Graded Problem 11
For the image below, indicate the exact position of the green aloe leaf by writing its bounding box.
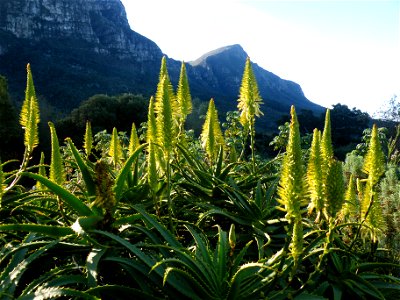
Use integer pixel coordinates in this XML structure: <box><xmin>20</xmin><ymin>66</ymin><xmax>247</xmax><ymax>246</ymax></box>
<box><xmin>1</xmin><ymin>239</ymin><xmax>59</xmax><ymax>296</ymax></box>
<box><xmin>20</xmin><ymin>264</ymin><xmax>80</xmax><ymax>296</ymax></box>
<box><xmin>86</xmin><ymin>285</ymin><xmax>162</xmax><ymax>300</ymax></box>
<box><xmin>67</xmin><ymin>138</ymin><xmax>96</xmax><ymax>197</ymax></box>
<box><xmin>87</xmin><ymin>248</ymin><xmax>107</xmax><ymax>287</ymax></box>
<box><xmin>133</xmin><ymin>205</ymin><xmax>181</xmax><ymax>248</ymax></box>
<box><xmin>22</xmin><ymin>172</ymin><xmax>94</xmax><ymax>216</ymax></box>
<box><xmin>114</xmin><ymin>144</ymin><xmax>146</xmax><ymax>201</ymax></box>
<box><xmin>17</xmin><ymin>287</ymin><xmax>99</xmax><ymax>300</ymax></box>
<box><xmin>0</xmin><ymin>224</ymin><xmax>74</xmax><ymax>237</ymax></box>
<box><xmin>91</xmin><ymin>230</ymin><xmax>198</xmax><ymax>298</ymax></box>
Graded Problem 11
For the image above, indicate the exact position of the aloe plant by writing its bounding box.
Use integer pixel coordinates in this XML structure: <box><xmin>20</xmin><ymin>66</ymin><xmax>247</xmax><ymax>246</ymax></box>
<box><xmin>1</xmin><ymin>64</ymin><xmax>399</xmax><ymax>300</ymax></box>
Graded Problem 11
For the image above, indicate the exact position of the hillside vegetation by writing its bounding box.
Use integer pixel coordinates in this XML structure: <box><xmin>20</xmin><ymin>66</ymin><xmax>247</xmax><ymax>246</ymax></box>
<box><xmin>0</xmin><ymin>60</ymin><xmax>399</xmax><ymax>299</ymax></box>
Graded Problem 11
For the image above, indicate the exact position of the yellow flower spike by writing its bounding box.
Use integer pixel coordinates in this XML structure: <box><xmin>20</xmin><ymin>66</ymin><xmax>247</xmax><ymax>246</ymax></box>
<box><xmin>306</xmin><ymin>128</ymin><xmax>324</xmax><ymax>222</ymax></box>
<box><xmin>277</xmin><ymin>106</ymin><xmax>305</xmax><ymax>263</ymax></box>
<box><xmin>200</xmin><ymin>99</ymin><xmax>225</xmax><ymax>162</ymax></box>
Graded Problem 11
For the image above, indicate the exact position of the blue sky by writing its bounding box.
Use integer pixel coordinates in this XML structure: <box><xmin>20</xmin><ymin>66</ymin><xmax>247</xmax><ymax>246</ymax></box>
<box><xmin>120</xmin><ymin>0</ymin><xmax>400</xmax><ymax>115</ymax></box>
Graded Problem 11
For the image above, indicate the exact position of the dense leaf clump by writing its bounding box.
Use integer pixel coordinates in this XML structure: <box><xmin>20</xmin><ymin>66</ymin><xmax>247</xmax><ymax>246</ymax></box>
<box><xmin>0</xmin><ymin>61</ymin><xmax>399</xmax><ymax>299</ymax></box>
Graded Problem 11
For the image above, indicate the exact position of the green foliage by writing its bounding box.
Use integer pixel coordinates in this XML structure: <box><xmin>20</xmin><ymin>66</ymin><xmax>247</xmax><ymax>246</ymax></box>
<box><xmin>269</xmin><ymin>122</ymin><xmax>290</xmax><ymax>151</ymax></box>
<box><xmin>379</xmin><ymin>166</ymin><xmax>400</xmax><ymax>258</ymax></box>
<box><xmin>343</xmin><ymin>152</ymin><xmax>364</xmax><ymax>178</ymax></box>
<box><xmin>377</xmin><ymin>95</ymin><xmax>400</xmax><ymax>122</ymax></box>
<box><xmin>354</xmin><ymin>126</ymin><xmax>389</xmax><ymax>157</ymax></box>
<box><xmin>56</xmin><ymin>93</ymin><xmax>148</xmax><ymax>142</ymax></box>
<box><xmin>330</xmin><ymin>103</ymin><xmax>370</xmax><ymax>151</ymax></box>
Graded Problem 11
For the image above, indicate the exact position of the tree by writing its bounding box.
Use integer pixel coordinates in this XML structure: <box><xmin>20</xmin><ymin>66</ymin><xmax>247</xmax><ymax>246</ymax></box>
<box><xmin>330</xmin><ymin>103</ymin><xmax>370</xmax><ymax>147</ymax></box>
<box><xmin>376</xmin><ymin>95</ymin><xmax>399</xmax><ymax>122</ymax></box>
<box><xmin>56</xmin><ymin>93</ymin><xmax>148</xmax><ymax>143</ymax></box>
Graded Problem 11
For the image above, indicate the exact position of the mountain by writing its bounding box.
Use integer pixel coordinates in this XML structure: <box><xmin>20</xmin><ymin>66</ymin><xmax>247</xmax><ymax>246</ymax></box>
<box><xmin>0</xmin><ymin>0</ymin><xmax>163</xmax><ymax>110</ymax></box>
<box><xmin>0</xmin><ymin>0</ymin><xmax>324</xmax><ymax>130</ymax></box>
<box><xmin>186</xmin><ymin>44</ymin><xmax>324</xmax><ymax>129</ymax></box>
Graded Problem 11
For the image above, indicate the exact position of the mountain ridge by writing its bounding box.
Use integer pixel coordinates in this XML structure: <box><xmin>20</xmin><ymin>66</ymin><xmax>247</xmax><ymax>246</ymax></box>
<box><xmin>0</xmin><ymin>0</ymin><xmax>324</xmax><ymax>131</ymax></box>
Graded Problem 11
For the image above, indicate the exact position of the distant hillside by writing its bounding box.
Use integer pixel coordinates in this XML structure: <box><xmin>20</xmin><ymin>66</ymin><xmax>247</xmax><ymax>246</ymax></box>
<box><xmin>0</xmin><ymin>0</ymin><xmax>324</xmax><ymax>131</ymax></box>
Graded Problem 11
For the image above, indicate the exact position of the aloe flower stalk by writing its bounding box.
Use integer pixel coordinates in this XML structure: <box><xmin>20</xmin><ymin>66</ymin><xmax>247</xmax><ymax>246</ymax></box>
<box><xmin>321</xmin><ymin>109</ymin><xmax>333</xmax><ymax>163</ymax></box>
<box><xmin>362</xmin><ymin>124</ymin><xmax>385</xmax><ymax>187</ymax></box>
<box><xmin>237</xmin><ymin>57</ymin><xmax>263</xmax><ymax>127</ymax></box>
<box><xmin>147</xmin><ymin>96</ymin><xmax>157</xmax><ymax>144</ymax></box>
<box><xmin>277</xmin><ymin>106</ymin><xmax>305</xmax><ymax>262</ymax></box>
<box><xmin>200</xmin><ymin>99</ymin><xmax>225</xmax><ymax>162</ymax></box>
<box><xmin>5</xmin><ymin>64</ymin><xmax>40</xmax><ymax>193</ymax></box>
<box><xmin>156</xmin><ymin>75</ymin><xmax>175</xmax><ymax>161</ymax></box>
<box><xmin>84</xmin><ymin>121</ymin><xmax>93</xmax><ymax>157</ymax></box>
<box><xmin>128</xmin><ymin>122</ymin><xmax>140</xmax><ymax>157</ymax></box>
<box><xmin>340</xmin><ymin>174</ymin><xmax>359</xmax><ymax>221</ymax></box>
<box><xmin>361</xmin><ymin>124</ymin><xmax>386</xmax><ymax>242</ymax></box>
<box><xmin>154</xmin><ymin>60</ymin><xmax>177</xmax><ymax>223</ymax></box>
<box><xmin>49</xmin><ymin>122</ymin><xmax>65</xmax><ymax>185</ymax></box>
<box><xmin>147</xmin><ymin>96</ymin><xmax>164</xmax><ymax>171</ymax></box>
<box><xmin>92</xmin><ymin>160</ymin><xmax>115</xmax><ymax>215</ymax></box>
<box><xmin>109</xmin><ymin>127</ymin><xmax>123</xmax><ymax>167</ymax></box>
<box><xmin>36</xmin><ymin>152</ymin><xmax>47</xmax><ymax>191</ymax></box>
<box><xmin>20</xmin><ymin>64</ymin><xmax>40</xmax><ymax>154</ymax></box>
<box><xmin>147</xmin><ymin>141</ymin><xmax>158</xmax><ymax>193</ymax></box>
<box><xmin>237</xmin><ymin>57</ymin><xmax>263</xmax><ymax>170</ymax></box>
<box><xmin>307</xmin><ymin>128</ymin><xmax>324</xmax><ymax>222</ymax></box>
<box><xmin>176</xmin><ymin>61</ymin><xmax>192</xmax><ymax>135</ymax></box>
<box><xmin>156</xmin><ymin>56</ymin><xmax>178</xmax><ymax>122</ymax></box>
<box><xmin>325</xmin><ymin>159</ymin><xmax>345</xmax><ymax>219</ymax></box>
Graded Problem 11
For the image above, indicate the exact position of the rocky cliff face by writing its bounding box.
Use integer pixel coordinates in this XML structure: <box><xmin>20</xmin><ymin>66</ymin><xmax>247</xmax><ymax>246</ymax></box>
<box><xmin>0</xmin><ymin>0</ymin><xmax>161</xmax><ymax>60</ymax></box>
<box><xmin>0</xmin><ymin>0</ymin><xmax>323</xmax><ymax>131</ymax></box>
